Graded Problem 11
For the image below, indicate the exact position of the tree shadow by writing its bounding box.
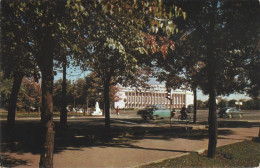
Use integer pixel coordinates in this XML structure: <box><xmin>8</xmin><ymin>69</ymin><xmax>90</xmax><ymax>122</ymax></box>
<box><xmin>218</xmin><ymin>121</ymin><xmax>259</xmax><ymax>128</ymax></box>
<box><xmin>0</xmin><ymin>118</ymin><xmax>237</xmax><ymax>156</ymax></box>
<box><xmin>198</xmin><ymin>120</ymin><xmax>259</xmax><ymax>128</ymax></box>
<box><xmin>0</xmin><ymin>154</ymin><xmax>29</xmax><ymax>167</ymax></box>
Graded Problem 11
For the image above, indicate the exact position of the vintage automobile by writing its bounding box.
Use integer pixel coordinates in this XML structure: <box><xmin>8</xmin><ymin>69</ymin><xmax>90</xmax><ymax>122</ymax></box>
<box><xmin>137</xmin><ymin>105</ymin><xmax>175</xmax><ymax>120</ymax></box>
<box><xmin>218</xmin><ymin>107</ymin><xmax>243</xmax><ymax>118</ymax></box>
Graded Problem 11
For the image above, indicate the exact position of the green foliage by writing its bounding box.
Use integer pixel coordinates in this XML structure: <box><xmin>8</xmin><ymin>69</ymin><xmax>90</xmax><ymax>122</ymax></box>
<box><xmin>53</xmin><ymin>73</ymin><xmax>119</xmax><ymax>110</ymax></box>
<box><xmin>1</xmin><ymin>0</ymin><xmax>40</xmax><ymax>80</ymax></box>
<box><xmin>197</xmin><ymin>100</ymin><xmax>206</xmax><ymax>109</ymax></box>
<box><xmin>242</xmin><ymin>99</ymin><xmax>260</xmax><ymax>110</ymax></box>
<box><xmin>156</xmin><ymin>0</ymin><xmax>260</xmax><ymax>99</ymax></box>
<box><xmin>17</xmin><ymin>77</ymin><xmax>41</xmax><ymax>110</ymax></box>
<box><xmin>218</xmin><ymin>99</ymin><xmax>228</xmax><ymax>109</ymax></box>
<box><xmin>142</xmin><ymin>140</ymin><xmax>260</xmax><ymax>168</ymax></box>
<box><xmin>53</xmin><ymin>79</ymin><xmax>74</xmax><ymax>110</ymax></box>
<box><xmin>0</xmin><ymin>72</ymin><xmax>13</xmax><ymax>109</ymax></box>
<box><xmin>0</xmin><ymin>73</ymin><xmax>41</xmax><ymax>111</ymax></box>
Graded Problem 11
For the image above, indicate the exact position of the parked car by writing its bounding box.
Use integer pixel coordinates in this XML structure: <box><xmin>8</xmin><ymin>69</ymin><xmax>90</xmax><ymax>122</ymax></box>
<box><xmin>218</xmin><ymin>107</ymin><xmax>242</xmax><ymax>118</ymax></box>
<box><xmin>187</xmin><ymin>104</ymin><xmax>194</xmax><ymax>113</ymax></box>
<box><xmin>137</xmin><ymin>105</ymin><xmax>175</xmax><ymax>120</ymax></box>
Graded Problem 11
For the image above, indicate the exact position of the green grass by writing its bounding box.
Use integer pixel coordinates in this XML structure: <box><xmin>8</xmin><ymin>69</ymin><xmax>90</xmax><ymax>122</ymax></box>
<box><xmin>0</xmin><ymin>111</ymin><xmax>89</xmax><ymax>118</ymax></box>
<box><xmin>141</xmin><ymin>140</ymin><xmax>260</xmax><ymax>168</ymax></box>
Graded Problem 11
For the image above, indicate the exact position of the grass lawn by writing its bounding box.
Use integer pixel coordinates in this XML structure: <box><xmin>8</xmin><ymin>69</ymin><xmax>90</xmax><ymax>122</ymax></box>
<box><xmin>0</xmin><ymin>111</ymin><xmax>89</xmax><ymax>118</ymax></box>
<box><xmin>141</xmin><ymin>140</ymin><xmax>260</xmax><ymax>168</ymax></box>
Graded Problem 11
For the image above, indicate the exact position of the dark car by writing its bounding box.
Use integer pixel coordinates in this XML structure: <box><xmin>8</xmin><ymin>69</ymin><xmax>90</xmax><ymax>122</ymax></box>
<box><xmin>137</xmin><ymin>105</ymin><xmax>175</xmax><ymax>120</ymax></box>
<box><xmin>218</xmin><ymin>107</ymin><xmax>243</xmax><ymax>118</ymax></box>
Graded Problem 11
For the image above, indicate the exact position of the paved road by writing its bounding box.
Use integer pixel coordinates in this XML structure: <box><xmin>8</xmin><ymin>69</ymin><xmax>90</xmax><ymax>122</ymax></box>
<box><xmin>111</xmin><ymin>109</ymin><xmax>259</xmax><ymax>122</ymax></box>
<box><xmin>1</xmin><ymin>119</ymin><xmax>258</xmax><ymax>168</ymax></box>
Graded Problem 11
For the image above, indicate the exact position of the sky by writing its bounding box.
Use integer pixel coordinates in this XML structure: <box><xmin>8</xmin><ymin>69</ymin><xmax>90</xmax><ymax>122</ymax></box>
<box><xmin>148</xmin><ymin>78</ymin><xmax>251</xmax><ymax>101</ymax></box>
<box><xmin>196</xmin><ymin>90</ymin><xmax>250</xmax><ymax>101</ymax></box>
<box><xmin>54</xmin><ymin>67</ymin><xmax>251</xmax><ymax>102</ymax></box>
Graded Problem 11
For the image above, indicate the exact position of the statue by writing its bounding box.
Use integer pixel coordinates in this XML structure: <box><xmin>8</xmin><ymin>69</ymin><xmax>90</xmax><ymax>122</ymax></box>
<box><xmin>92</xmin><ymin>102</ymin><xmax>102</xmax><ymax>115</ymax></box>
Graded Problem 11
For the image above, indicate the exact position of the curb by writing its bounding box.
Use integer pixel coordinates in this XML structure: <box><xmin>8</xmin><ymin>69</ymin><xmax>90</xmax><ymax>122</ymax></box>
<box><xmin>130</xmin><ymin>153</ymin><xmax>191</xmax><ymax>168</ymax></box>
<box><xmin>195</xmin><ymin>148</ymin><xmax>207</xmax><ymax>154</ymax></box>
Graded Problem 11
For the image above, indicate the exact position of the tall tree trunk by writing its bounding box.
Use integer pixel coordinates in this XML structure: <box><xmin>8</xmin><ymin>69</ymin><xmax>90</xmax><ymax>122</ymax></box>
<box><xmin>7</xmin><ymin>73</ymin><xmax>24</xmax><ymax>128</ymax></box>
<box><xmin>38</xmin><ymin>36</ymin><xmax>55</xmax><ymax>168</ymax></box>
<box><xmin>60</xmin><ymin>57</ymin><xmax>67</xmax><ymax>126</ymax></box>
<box><xmin>103</xmin><ymin>76</ymin><xmax>111</xmax><ymax>131</ymax></box>
<box><xmin>85</xmin><ymin>96</ymin><xmax>88</xmax><ymax>116</ymax></box>
<box><xmin>193</xmin><ymin>88</ymin><xmax>197</xmax><ymax>124</ymax></box>
<box><xmin>207</xmin><ymin>1</ymin><xmax>218</xmax><ymax>158</ymax></box>
<box><xmin>39</xmin><ymin>65</ymin><xmax>55</xmax><ymax>168</ymax></box>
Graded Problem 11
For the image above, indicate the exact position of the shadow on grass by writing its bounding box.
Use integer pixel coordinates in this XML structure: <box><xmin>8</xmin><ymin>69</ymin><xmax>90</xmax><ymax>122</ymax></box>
<box><xmin>0</xmin><ymin>155</ymin><xmax>29</xmax><ymax>167</ymax></box>
<box><xmin>0</xmin><ymin>119</ymin><xmax>251</xmax><ymax>162</ymax></box>
<box><xmin>198</xmin><ymin>120</ymin><xmax>260</xmax><ymax>128</ymax></box>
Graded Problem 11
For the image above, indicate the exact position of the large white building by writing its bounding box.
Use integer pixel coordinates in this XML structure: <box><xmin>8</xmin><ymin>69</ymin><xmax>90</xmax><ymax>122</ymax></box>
<box><xmin>114</xmin><ymin>84</ymin><xmax>194</xmax><ymax>109</ymax></box>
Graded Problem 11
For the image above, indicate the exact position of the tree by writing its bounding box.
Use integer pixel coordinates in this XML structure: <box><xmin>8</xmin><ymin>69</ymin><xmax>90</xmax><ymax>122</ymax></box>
<box><xmin>197</xmin><ymin>100</ymin><xmax>205</xmax><ymax>109</ymax></box>
<box><xmin>84</xmin><ymin>72</ymin><xmax>103</xmax><ymax>111</ymax></box>
<box><xmin>218</xmin><ymin>99</ymin><xmax>228</xmax><ymax>109</ymax></box>
<box><xmin>60</xmin><ymin>56</ymin><xmax>68</xmax><ymax>125</ymax></box>
<box><xmin>1</xmin><ymin>1</ymin><xmax>40</xmax><ymax>127</ymax></box>
<box><xmin>66</xmin><ymin>0</ymin><xmax>185</xmax><ymax>132</ymax></box>
<box><xmin>53</xmin><ymin>79</ymin><xmax>74</xmax><ymax>111</ymax></box>
<box><xmin>0</xmin><ymin>72</ymin><xmax>13</xmax><ymax>109</ymax></box>
<box><xmin>155</xmin><ymin>0</ymin><xmax>259</xmax><ymax>158</ymax></box>
<box><xmin>18</xmin><ymin>77</ymin><xmax>41</xmax><ymax>112</ymax></box>
<box><xmin>86</xmin><ymin>0</ymin><xmax>185</xmax><ymax>131</ymax></box>
<box><xmin>2</xmin><ymin>0</ymin><xmax>74</xmax><ymax>166</ymax></box>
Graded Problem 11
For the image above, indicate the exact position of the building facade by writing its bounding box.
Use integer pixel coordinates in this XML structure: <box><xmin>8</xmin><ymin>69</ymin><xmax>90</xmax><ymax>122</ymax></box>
<box><xmin>114</xmin><ymin>84</ymin><xmax>194</xmax><ymax>109</ymax></box>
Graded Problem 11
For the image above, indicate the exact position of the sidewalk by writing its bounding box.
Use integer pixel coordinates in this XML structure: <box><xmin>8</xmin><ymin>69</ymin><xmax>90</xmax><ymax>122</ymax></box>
<box><xmin>1</xmin><ymin>125</ymin><xmax>258</xmax><ymax>168</ymax></box>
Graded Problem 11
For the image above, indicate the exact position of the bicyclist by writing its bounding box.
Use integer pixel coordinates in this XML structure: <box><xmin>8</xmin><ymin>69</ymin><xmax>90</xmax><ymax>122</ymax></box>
<box><xmin>180</xmin><ymin>106</ymin><xmax>188</xmax><ymax>119</ymax></box>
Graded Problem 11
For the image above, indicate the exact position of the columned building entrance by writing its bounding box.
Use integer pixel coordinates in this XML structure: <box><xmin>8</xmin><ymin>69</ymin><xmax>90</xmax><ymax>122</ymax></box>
<box><xmin>114</xmin><ymin>85</ymin><xmax>194</xmax><ymax>109</ymax></box>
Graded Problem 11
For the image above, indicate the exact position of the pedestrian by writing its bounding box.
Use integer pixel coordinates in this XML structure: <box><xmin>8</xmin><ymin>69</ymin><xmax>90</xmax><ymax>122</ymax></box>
<box><xmin>180</xmin><ymin>105</ymin><xmax>187</xmax><ymax>118</ymax></box>
<box><xmin>116</xmin><ymin>106</ymin><xmax>120</xmax><ymax>115</ymax></box>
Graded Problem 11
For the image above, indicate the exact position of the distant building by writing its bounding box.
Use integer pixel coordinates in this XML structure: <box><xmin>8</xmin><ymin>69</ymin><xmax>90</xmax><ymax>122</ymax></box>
<box><xmin>114</xmin><ymin>84</ymin><xmax>194</xmax><ymax>109</ymax></box>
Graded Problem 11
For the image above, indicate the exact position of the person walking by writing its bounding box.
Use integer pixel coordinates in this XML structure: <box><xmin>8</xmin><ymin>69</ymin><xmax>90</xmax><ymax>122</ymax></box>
<box><xmin>116</xmin><ymin>106</ymin><xmax>120</xmax><ymax>115</ymax></box>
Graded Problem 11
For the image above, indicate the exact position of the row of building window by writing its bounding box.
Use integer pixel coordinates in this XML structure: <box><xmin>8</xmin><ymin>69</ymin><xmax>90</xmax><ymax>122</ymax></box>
<box><xmin>124</xmin><ymin>92</ymin><xmax>186</xmax><ymax>109</ymax></box>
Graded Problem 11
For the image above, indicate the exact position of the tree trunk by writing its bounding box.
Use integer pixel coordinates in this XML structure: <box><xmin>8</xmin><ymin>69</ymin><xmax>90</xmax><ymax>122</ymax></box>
<box><xmin>60</xmin><ymin>57</ymin><xmax>67</xmax><ymax>126</ymax></box>
<box><xmin>207</xmin><ymin>82</ymin><xmax>217</xmax><ymax>158</ymax></box>
<box><xmin>7</xmin><ymin>73</ymin><xmax>24</xmax><ymax>128</ymax></box>
<box><xmin>39</xmin><ymin>65</ymin><xmax>55</xmax><ymax>168</ymax></box>
<box><xmin>85</xmin><ymin>96</ymin><xmax>88</xmax><ymax>116</ymax></box>
<box><xmin>38</xmin><ymin>35</ymin><xmax>55</xmax><ymax>167</ymax></box>
<box><xmin>103</xmin><ymin>76</ymin><xmax>111</xmax><ymax>131</ymax></box>
<box><xmin>193</xmin><ymin>88</ymin><xmax>197</xmax><ymax>124</ymax></box>
<box><xmin>207</xmin><ymin>1</ymin><xmax>218</xmax><ymax>158</ymax></box>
